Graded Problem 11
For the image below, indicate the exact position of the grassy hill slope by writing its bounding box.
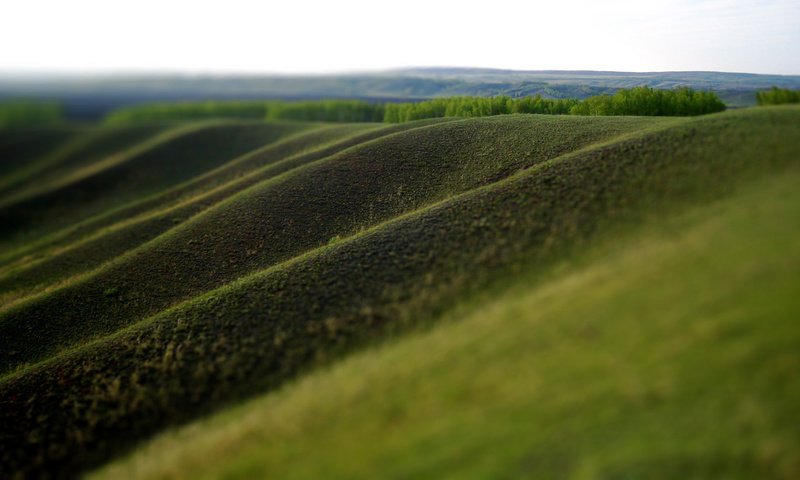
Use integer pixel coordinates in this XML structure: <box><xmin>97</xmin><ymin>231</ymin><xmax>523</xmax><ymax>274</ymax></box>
<box><xmin>0</xmin><ymin>115</ymin><xmax>668</xmax><ymax>372</ymax></box>
<box><xmin>0</xmin><ymin>121</ymin><xmax>309</xmax><ymax>244</ymax></box>
<box><xmin>0</xmin><ymin>126</ymin><xmax>80</xmax><ymax>181</ymax></box>
<box><xmin>94</xmin><ymin>168</ymin><xmax>800</xmax><ymax>480</ymax></box>
<box><xmin>0</xmin><ymin>120</ymin><xmax>451</xmax><ymax>273</ymax></box>
<box><xmin>0</xmin><ymin>123</ymin><xmax>388</xmax><ymax>303</ymax></box>
<box><xmin>0</xmin><ymin>124</ymin><xmax>169</xmax><ymax>205</ymax></box>
<box><xmin>0</xmin><ymin>106</ymin><xmax>797</xmax><ymax>477</ymax></box>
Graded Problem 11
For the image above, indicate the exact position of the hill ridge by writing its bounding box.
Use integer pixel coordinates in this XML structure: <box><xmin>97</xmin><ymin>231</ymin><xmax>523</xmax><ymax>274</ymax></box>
<box><xmin>0</xmin><ymin>114</ymin><xmax>684</xmax><ymax>378</ymax></box>
<box><xmin>0</xmin><ymin>120</ymin><xmax>452</xmax><ymax>269</ymax></box>
<box><xmin>0</xmin><ymin>115</ymin><xmax>672</xmax><ymax>373</ymax></box>
<box><xmin>0</xmin><ymin>120</ymin><xmax>461</xmax><ymax>304</ymax></box>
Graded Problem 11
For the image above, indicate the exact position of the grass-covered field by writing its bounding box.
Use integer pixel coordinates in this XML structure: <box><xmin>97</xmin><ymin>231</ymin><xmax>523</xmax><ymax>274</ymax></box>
<box><xmin>94</xmin><ymin>162</ymin><xmax>800</xmax><ymax>480</ymax></box>
<box><xmin>0</xmin><ymin>106</ymin><xmax>798</xmax><ymax>478</ymax></box>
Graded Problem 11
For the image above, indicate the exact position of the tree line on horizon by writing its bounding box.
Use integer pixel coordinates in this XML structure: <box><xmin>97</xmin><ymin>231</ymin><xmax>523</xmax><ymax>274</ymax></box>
<box><xmin>756</xmin><ymin>87</ymin><xmax>800</xmax><ymax>106</ymax></box>
<box><xmin>6</xmin><ymin>86</ymin><xmax>800</xmax><ymax>128</ymax></box>
<box><xmin>385</xmin><ymin>87</ymin><xmax>726</xmax><ymax>121</ymax></box>
<box><xmin>103</xmin><ymin>87</ymin><xmax>727</xmax><ymax>124</ymax></box>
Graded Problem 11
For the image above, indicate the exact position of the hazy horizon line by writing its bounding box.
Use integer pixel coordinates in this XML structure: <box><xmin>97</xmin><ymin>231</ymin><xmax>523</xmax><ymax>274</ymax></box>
<box><xmin>2</xmin><ymin>66</ymin><xmax>800</xmax><ymax>80</ymax></box>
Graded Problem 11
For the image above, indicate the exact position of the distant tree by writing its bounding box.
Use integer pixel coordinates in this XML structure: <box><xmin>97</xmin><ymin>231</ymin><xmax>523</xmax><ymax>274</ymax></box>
<box><xmin>756</xmin><ymin>87</ymin><xmax>800</xmax><ymax>106</ymax></box>
<box><xmin>104</xmin><ymin>88</ymin><xmax>727</xmax><ymax>126</ymax></box>
<box><xmin>568</xmin><ymin>87</ymin><xmax>724</xmax><ymax>117</ymax></box>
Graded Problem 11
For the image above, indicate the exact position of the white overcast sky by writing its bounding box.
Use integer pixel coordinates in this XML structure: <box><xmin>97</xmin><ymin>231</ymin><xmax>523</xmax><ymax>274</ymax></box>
<box><xmin>1</xmin><ymin>0</ymin><xmax>799</xmax><ymax>75</ymax></box>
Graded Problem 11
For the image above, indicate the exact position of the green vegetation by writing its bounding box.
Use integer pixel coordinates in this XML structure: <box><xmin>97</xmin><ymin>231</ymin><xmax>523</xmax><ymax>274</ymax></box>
<box><xmin>104</xmin><ymin>87</ymin><xmax>726</xmax><ymax>125</ymax></box>
<box><xmin>104</xmin><ymin>100</ymin><xmax>270</xmax><ymax>123</ymax></box>
<box><xmin>385</xmin><ymin>87</ymin><xmax>725</xmax><ymax>121</ymax></box>
<box><xmin>6</xmin><ymin>69</ymin><xmax>798</xmax><ymax>117</ymax></box>
<box><xmin>756</xmin><ymin>87</ymin><xmax>800</xmax><ymax>106</ymax></box>
<box><xmin>0</xmin><ymin>122</ymin><xmax>444</xmax><ymax>304</ymax></box>
<box><xmin>106</xmin><ymin>100</ymin><xmax>385</xmax><ymax>124</ymax></box>
<box><xmin>569</xmin><ymin>86</ymin><xmax>726</xmax><ymax>116</ymax></box>
<box><xmin>93</xmin><ymin>169</ymin><xmax>800</xmax><ymax>480</ymax></box>
<box><xmin>383</xmin><ymin>96</ymin><xmax>576</xmax><ymax>122</ymax></box>
<box><xmin>0</xmin><ymin>100</ymin><xmax>64</xmax><ymax>128</ymax></box>
<box><xmin>0</xmin><ymin>123</ymin><xmax>168</xmax><ymax>205</ymax></box>
<box><xmin>0</xmin><ymin>115</ymin><xmax>668</xmax><ymax>372</ymax></box>
<box><xmin>266</xmin><ymin>99</ymin><xmax>385</xmax><ymax>122</ymax></box>
<box><xmin>0</xmin><ymin>120</ymin><xmax>310</xmax><ymax>245</ymax></box>
<box><xmin>0</xmin><ymin>106</ymin><xmax>797</xmax><ymax>478</ymax></box>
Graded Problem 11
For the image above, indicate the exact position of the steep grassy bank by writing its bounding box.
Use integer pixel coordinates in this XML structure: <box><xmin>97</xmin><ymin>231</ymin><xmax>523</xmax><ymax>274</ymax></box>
<box><xmin>0</xmin><ymin>107</ymin><xmax>797</xmax><ymax>477</ymax></box>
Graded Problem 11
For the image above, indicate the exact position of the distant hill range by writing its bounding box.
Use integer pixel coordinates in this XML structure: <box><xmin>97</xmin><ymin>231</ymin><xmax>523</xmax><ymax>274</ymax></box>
<box><xmin>2</xmin><ymin>67</ymin><xmax>799</xmax><ymax>119</ymax></box>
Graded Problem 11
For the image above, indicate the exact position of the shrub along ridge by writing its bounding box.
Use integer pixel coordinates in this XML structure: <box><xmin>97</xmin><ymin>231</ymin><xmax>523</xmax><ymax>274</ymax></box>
<box><xmin>104</xmin><ymin>87</ymin><xmax>727</xmax><ymax>125</ymax></box>
<box><xmin>756</xmin><ymin>86</ymin><xmax>800</xmax><ymax>105</ymax></box>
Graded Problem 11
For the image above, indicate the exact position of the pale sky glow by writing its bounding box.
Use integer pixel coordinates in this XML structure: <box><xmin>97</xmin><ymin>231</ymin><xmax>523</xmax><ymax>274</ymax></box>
<box><xmin>1</xmin><ymin>0</ymin><xmax>799</xmax><ymax>75</ymax></box>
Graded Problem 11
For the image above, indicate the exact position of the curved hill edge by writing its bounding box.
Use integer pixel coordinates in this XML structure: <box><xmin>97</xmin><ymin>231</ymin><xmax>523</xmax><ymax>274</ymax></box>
<box><xmin>0</xmin><ymin>126</ymin><xmax>364</xmax><ymax>286</ymax></box>
<box><xmin>0</xmin><ymin>120</ymin><xmax>450</xmax><ymax>270</ymax></box>
<box><xmin>0</xmin><ymin>122</ymin><xmax>216</xmax><ymax>210</ymax></box>
<box><xmin>92</xmin><ymin>168</ymin><xmax>800</xmax><ymax>480</ymax></box>
<box><xmin>0</xmin><ymin>125</ymin><xmax>85</xmax><ymax>193</ymax></box>
<box><xmin>4</xmin><ymin>106</ymin><xmax>795</xmax><ymax>382</ymax></box>
<box><xmin>0</xmin><ymin>120</ymin><xmax>311</xmax><ymax>247</ymax></box>
<box><xmin>0</xmin><ymin>122</ymin><xmax>432</xmax><ymax>305</ymax></box>
<box><xmin>1</xmin><ymin>107</ymin><xmax>798</xmax><ymax>476</ymax></box>
<box><xmin>0</xmin><ymin>115</ymin><xmax>670</xmax><ymax>372</ymax></box>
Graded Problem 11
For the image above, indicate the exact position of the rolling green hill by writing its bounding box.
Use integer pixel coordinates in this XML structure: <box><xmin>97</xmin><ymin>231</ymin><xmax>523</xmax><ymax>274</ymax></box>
<box><xmin>0</xmin><ymin>121</ymin><xmax>311</xmax><ymax>245</ymax></box>
<box><xmin>0</xmin><ymin>106</ymin><xmax>798</xmax><ymax>478</ymax></box>
<box><xmin>93</xmin><ymin>160</ymin><xmax>800</xmax><ymax>480</ymax></box>
<box><xmin>0</xmin><ymin>125</ymin><xmax>79</xmax><ymax>180</ymax></box>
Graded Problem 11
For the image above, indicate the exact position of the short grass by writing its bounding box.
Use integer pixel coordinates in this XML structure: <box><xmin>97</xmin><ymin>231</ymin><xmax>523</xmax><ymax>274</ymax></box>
<box><xmin>0</xmin><ymin>107</ymin><xmax>797</xmax><ymax>478</ymax></box>
<box><xmin>92</xmin><ymin>166</ymin><xmax>800</xmax><ymax>480</ymax></box>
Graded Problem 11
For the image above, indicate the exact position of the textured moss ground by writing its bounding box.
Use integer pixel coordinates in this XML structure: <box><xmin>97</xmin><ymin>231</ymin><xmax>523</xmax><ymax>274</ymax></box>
<box><xmin>0</xmin><ymin>107</ymin><xmax>798</xmax><ymax>478</ymax></box>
